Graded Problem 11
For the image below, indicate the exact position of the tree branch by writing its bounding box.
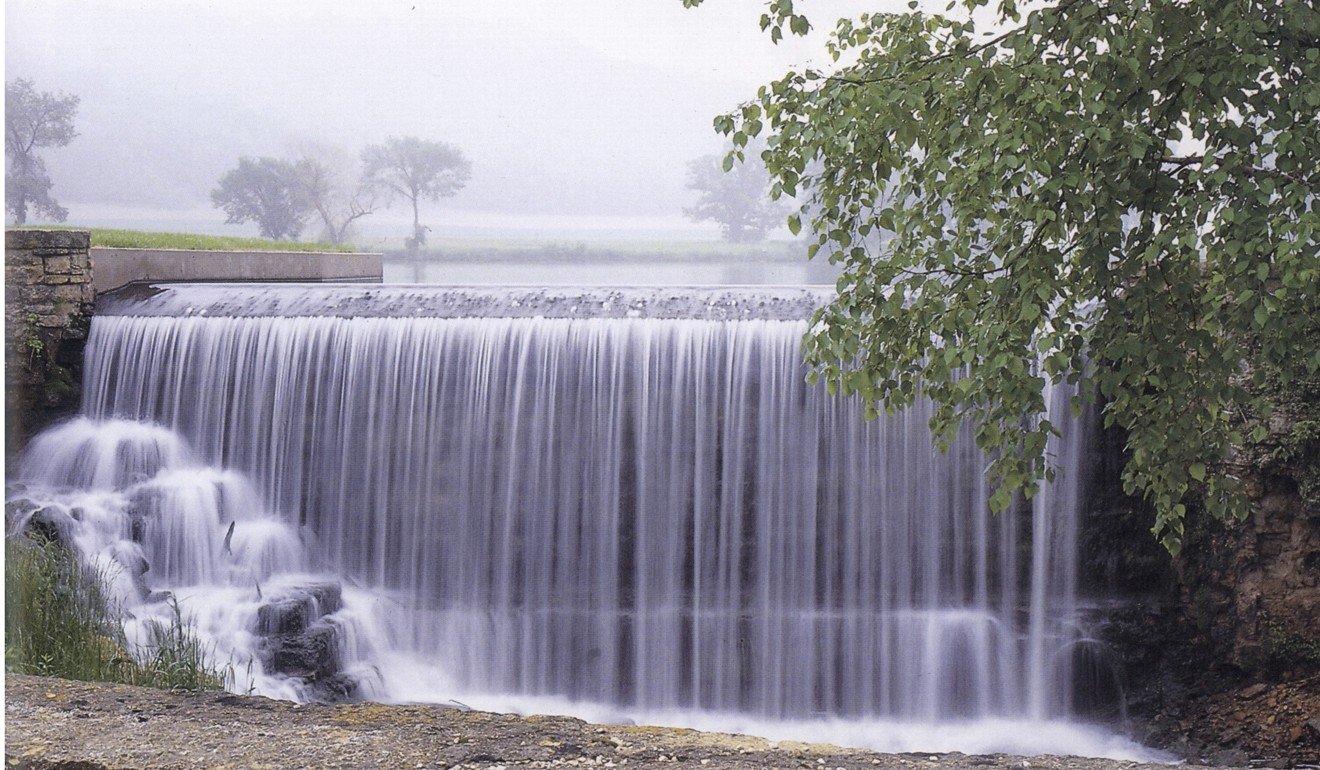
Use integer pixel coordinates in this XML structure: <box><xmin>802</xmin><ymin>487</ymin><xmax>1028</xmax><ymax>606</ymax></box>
<box><xmin>820</xmin><ymin>0</ymin><xmax>1085</xmax><ymax>87</ymax></box>
<box><xmin>1160</xmin><ymin>155</ymin><xmax>1313</xmax><ymax>186</ymax></box>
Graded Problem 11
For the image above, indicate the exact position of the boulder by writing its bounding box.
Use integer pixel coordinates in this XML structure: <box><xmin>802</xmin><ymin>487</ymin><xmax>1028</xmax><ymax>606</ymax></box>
<box><xmin>256</xmin><ymin>582</ymin><xmax>342</xmax><ymax>637</ymax></box>
<box><xmin>253</xmin><ymin>582</ymin><xmax>357</xmax><ymax>703</ymax></box>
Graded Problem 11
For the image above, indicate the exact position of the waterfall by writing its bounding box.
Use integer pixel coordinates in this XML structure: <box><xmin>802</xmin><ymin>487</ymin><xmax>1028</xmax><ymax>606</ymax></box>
<box><xmin>8</xmin><ymin>285</ymin><xmax>1155</xmax><ymax>758</ymax></box>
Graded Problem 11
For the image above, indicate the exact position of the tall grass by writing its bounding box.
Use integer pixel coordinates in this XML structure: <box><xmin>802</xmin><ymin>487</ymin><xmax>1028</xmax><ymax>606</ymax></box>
<box><xmin>5</xmin><ymin>534</ymin><xmax>132</xmax><ymax>681</ymax></box>
<box><xmin>5</xmin><ymin>534</ymin><xmax>224</xmax><ymax>690</ymax></box>
<box><xmin>135</xmin><ymin>597</ymin><xmax>226</xmax><ymax>691</ymax></box>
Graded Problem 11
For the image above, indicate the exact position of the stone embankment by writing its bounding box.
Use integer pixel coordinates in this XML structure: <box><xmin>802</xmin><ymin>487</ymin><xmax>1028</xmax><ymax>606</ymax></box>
<box><xmin>4</xmin><ymin>229</ymin><xmax>94</xmax><ymax>451</ymax></box>
<box><xmin>5</xmin><ymin>676</ymin><xmax>1207</xmax><ymax>770</ymax></box>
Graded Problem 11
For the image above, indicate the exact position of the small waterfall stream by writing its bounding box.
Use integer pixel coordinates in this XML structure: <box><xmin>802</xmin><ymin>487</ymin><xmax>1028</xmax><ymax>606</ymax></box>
<box><xmin>6</xmin><ymin>284</ymin><xmax>1157</xmax><ymax>759</ymax></box>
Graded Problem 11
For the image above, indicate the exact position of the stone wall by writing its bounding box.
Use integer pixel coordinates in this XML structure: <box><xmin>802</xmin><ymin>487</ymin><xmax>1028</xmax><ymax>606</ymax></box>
<box><xmin>5</xmin><ymin>229</ymin><xmax>95</xmax><ymax>454</ymax></box>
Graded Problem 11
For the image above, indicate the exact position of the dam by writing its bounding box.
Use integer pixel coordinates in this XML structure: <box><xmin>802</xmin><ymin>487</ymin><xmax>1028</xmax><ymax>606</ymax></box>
<box><xmin>8</xmin><ymin>283</ymin><xmax>1149</xmax><ymax>759</ymax></box>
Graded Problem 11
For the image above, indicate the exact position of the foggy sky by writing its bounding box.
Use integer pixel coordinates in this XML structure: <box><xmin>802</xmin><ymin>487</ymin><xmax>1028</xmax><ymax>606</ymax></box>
<box><xmin>6</xmin><ymin>0</ymin><xmax>912</xmax><ymax>238</ymax></box>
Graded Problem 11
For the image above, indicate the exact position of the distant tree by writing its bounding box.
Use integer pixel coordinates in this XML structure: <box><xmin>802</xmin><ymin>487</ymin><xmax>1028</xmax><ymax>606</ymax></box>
<box><xmin>683</xmin><ymin>151</ymin><xmax>787</xmax><ymax>243</ymax></box>
<box><xmin>362</xmin><ymin>137</ymin><xmax>471</xmax><ymax>250</ymax></box>
<box><xmin>5</xmin><ymin>78</ymin><xmax>79</xmax><ymax>225</ymax></box>
<box><xmin>290</xmin><ymin>146</ymin><xmax>379</xmax><ymax>246</ymax></box>
<box><xmin>210</xmin><ymin>157</ymin><xmax>312</xmax><ymax>240</ymax></box>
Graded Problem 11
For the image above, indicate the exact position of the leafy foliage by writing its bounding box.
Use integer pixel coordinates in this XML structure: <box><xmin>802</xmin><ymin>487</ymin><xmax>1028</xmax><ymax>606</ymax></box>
<box><xmin>362</xmin><ymin>136</ymin><xmax>471</xmax><ymax>250</ymax></box>
<box><xmin>690</xmin><ymin>0</ymin><xmax>1319</xmax><ymax>553</ymax></box>
<box><xmin>684</xmin><ymin>150</ymin><xmax>789</xmax><ymax>243</ymax></box>
<box><xmin>5</xmin><ymin>78</ymin><xmax>79</xmax><ymax>225</ymax></box>
<box><xmin>210</xmin><ymin>157</ymin><xmax>314</xmax><ymax>241</ymax></box>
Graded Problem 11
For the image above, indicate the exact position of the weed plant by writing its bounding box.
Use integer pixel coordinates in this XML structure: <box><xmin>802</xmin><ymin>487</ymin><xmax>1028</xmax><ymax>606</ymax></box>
<box><xmin>5</xmin><ymin>533</ymin><xmax>224</xmax><ymax>690</ymax></box>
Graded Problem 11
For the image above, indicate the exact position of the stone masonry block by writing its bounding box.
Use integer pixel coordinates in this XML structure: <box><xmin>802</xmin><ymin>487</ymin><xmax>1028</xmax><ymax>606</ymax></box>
<box><xmin>12</xmin><ymin>283</ymin><xmax>55</xmax><ymax>304</ymax></box>
<box><xmin>52</xmin><ymin>284</ymin><xmax>92</xmax><ymax>304</ymax></box>
<box><xmin>6</xmin><ymin>265</ymin><xmax>43</xmax><ymax>285</ymax></box>
<box><xmin>42</xmin><ymin>255</ymin><xmax>73</xmax><ymax>274</ymax></box>
<box><xmin>6</xmin><ymin>229</ymin><xmax>89</xmax><ymax>251</ymax></box>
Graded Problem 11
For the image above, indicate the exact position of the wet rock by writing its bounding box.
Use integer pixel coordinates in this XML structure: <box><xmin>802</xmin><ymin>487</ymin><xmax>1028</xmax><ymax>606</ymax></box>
<box><xmin>269</xmin><ymin>621</ymin><xmax>339</xmax><ymax>681</ymax></box>
<box><xmin>9</xmin><ymin>501</ymin><xmax>75</xmax><ymax>547</ymax></box>
<box><xmin>109</xmin><ymin>542</ymin><xmax>150</xmax><ymax>600</ymax></box>
<box><xmin>254</xmin><ymin>582</ymin><xmax>357</xmax><ymax>703</ymax></box>
<box><xmin>5</xmin><ymin>495</ymin><xmax>39</xmax><ymax>525</ymax></box>
<box><xmin>311</xmin><ymin>672</ymin><xmax>360</xmax><ymax>702</ymax></box>
<box><xmin>255</xmin><ymin>582</ymin><xmax>341</xmax><ymax>636</ymax></box>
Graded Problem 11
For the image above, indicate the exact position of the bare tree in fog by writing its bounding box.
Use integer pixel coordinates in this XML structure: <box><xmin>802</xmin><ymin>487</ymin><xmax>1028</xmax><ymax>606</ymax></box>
<box><xmin>292</xmin><ymin>145</ymin><xmax>379</xmax><ymax>246</ymax></box>
<box><xmin>211</xmin><ymin>157</ymin><xmax>313</xmax><ymax>240</ymax></box>
<box><xmin>5</xmin><ymin>78</ymin><xmax>79</xmax><ymax>225</ymax></box>
<box><xmin>362</xmin><ymin>137</ymin><xmax>471</xmax><ymax>251</ymax></box>
<box><xmin>683</xmin><ymin>151</ymin><xmax>787</xmax><ymax>243</ymax></box>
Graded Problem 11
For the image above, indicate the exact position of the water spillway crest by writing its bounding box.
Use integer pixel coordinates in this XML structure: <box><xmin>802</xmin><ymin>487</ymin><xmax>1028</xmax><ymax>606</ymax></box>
<box><xmin>7</xmin><ymin>285</ymin><xmax>1162</xmax><ymax>760</ymax></box>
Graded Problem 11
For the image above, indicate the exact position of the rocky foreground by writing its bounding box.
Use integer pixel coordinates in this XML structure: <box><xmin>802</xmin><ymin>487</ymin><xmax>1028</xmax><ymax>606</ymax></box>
<box><xmin>7</xmin><ymin>675</ymin><xmax>1209</xmax><ymax>770</ymax></box>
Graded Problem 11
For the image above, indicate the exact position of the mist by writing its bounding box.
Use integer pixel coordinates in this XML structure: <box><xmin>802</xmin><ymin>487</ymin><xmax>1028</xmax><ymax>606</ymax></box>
<box><xmin>6</xmin><ymin>0</ymin><xmax>904</xmax><ymax>242</ymax></box>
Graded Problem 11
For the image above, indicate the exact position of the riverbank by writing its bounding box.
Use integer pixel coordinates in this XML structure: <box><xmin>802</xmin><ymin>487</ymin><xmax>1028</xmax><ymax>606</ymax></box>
<box><xmin>4</xmin><ymin>675</ymin><xmax>1207</xmax><ymax>770</ymax></box>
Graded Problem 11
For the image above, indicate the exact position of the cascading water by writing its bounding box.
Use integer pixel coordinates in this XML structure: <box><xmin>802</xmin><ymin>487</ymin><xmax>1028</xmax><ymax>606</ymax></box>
<box><xmin>7</xmin><ymin>284</ymin><xmax>1160</xmax><ymax>760</ymax></box>
<box><xmin>8</xmin><ymin>417</ymin><xmax>392</xmax><ymax>702</ymax></box>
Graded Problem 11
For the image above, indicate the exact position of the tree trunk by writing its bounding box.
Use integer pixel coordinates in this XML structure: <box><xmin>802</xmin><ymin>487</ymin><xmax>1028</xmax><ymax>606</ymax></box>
<box><xmin>411</xmin><ymin>196</ymin><xmax>421</xmax><ymax>251</ymax></box>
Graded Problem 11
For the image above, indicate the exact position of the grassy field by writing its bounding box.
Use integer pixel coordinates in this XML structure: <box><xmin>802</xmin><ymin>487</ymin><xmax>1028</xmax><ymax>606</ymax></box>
<box><xmin>7</xmin><ymin>226</ymin><xmax>354</xmax><ymax>253</ymax></box>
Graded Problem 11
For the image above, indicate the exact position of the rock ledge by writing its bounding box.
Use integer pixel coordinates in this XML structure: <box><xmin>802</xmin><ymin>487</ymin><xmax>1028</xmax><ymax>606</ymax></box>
<box><xmin>5</xmin><ymin>676</ymin><xmax>1213</xmax><ymax>770</ymax></box>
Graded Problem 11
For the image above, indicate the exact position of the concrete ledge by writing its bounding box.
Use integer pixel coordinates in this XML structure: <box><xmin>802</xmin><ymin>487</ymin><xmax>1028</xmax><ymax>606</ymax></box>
<box><xmin>90</xmin><ymin>247</ymin><xmax>383</xmax><ymax>293</ymax></box>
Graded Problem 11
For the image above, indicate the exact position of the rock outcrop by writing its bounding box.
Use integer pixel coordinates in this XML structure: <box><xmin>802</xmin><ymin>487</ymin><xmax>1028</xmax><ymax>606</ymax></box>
<box><xmin>1080</xmin><ymin>370</ymin><xmax>1320</xmax><ymax>765</ymax></box>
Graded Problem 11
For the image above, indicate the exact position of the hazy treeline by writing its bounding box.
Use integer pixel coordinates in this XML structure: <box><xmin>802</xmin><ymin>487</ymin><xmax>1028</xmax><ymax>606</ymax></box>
<box><xmin>6</xmin><ymin>74</ymin><xmax>792</xmax><ymax>248</ymax></box>
<box><xmin>211</xmin><ymin>138</ymin><xmax>471</xmax><ymax>246</ymax></box>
